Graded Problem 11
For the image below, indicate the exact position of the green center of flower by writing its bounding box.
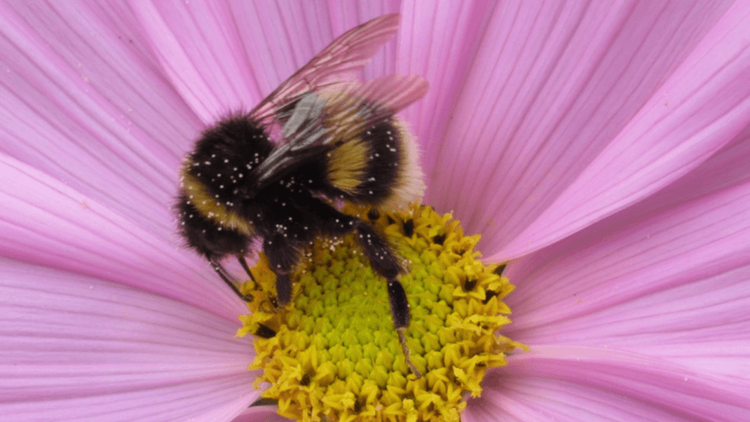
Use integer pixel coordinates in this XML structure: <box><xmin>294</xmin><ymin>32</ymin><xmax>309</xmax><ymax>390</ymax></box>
<box><xmin>237</xmin><ymin>205</ymin><xmax>520</xmax><ymax>422</ymax></box>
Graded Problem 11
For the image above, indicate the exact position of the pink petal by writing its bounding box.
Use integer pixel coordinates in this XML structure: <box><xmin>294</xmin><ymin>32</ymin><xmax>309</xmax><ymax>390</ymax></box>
<box><xmin>133</xmin><ymin>1</ymin><xmax>400</xmax><ymax>124</ymax></box>
<box><xmin>327</xmin><ymin>0</ymin><xmax>400</xmax><ymax>80</ymax></box>
<box><xmin>0</xmin><ymin>155</ymin><xmax>247</xmax><ymax>319</ymax></box>
<box><xmin>396</xmin><ymin>1</ymin><xmax>496</xmax><ymax>176</ymax></box>
<box><xmin>131</xmin><ymin>0</ymin><xmax>262</xmax><ymax>123</ymax></box>
<box><xmin>1</xmin><ymin>377</ymin><xmax>253</xmax><ymax>421</ymax></box>
<box><xmin>421</xmin><ymin>1</ymin><xmax>736</xmax><ymax>256</ymax></box>
<box><xmin>0</xmin><ymin>2</ymin><xmax>199</xmax><ymax>241</ymax></box>
<box><xmin>233</xmin><ymin>405</ymin><xmax>290</xmax><ymax>422</ymax></box>
<box><xmin>502</xmin><ymin>130</ymin><xmax>750</xmax><ymax>379</ymax></box>
<box><xmin>0</xmin><ymin>259</ymin><xmax>256</xmax><ymax>421</ymax></box>
<box><xmin>465</xmin><ymin>346</ymin><xmax>750</xmax><ymax>421</ymax></box>
<box><xmin>500</xmin><ymin>2</ymin><xmax>750</xmax><ymax>259</ymax></box>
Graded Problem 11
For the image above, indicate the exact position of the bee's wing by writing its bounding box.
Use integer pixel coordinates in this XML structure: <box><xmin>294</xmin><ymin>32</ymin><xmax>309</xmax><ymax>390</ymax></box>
<box><xmin>251</xmin><ymin>75</ymin><xmax>428</xmax><ymax>188</ymax></box>
<box><xmin>249</xmin><ymin>13</ymin><xmax>401</xmax><ymax>123</ymax></box>
<box><xmin>285</xmin><ymin>74</ymin><xmax>429</xmax><ymax>151</ymax></box>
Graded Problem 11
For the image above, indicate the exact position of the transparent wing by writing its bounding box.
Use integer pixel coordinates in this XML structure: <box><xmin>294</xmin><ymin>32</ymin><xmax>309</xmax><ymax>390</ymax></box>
<box><xmin>285</xmin><ymin>74</ymin><xmax>429</xmax><ymax>150</ymax></box>
<box><xmin>251</xmin><ymin>75</ymin><xmax>429</xmax><ymax>188</ymax></box>
<box><xmin>249</xmin><ymin>13</ymin><xmax>402</xmax><ymax>123</ymax></box>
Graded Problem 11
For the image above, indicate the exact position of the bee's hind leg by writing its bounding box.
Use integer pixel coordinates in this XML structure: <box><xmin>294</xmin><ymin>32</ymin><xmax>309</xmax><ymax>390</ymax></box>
<box><xmin>311</xmin><ymin>199</ymin><xmax>422</xmax><ymax>378</ymax></box>
<box><xmin>354</xmin><ymin>222</ymin><xmax>422</xmax><ymax>378</ymax></box>
<box><xmin>210</xmin><ymin>258</ymin><xmax>254</xmax><ymax>302</ymax></box>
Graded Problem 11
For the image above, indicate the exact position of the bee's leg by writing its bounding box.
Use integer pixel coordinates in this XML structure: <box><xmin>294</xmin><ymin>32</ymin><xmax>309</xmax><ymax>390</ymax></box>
<box><xmin>389</xmin><ymin>280</ymin><xmax>422</xmax><ymax>378</ymax></box>
<box><xmin>263</xmin><ymin>235</ymin><xmax>301</xmax><ymax>308</ymax></box>
<box><xmin>353</xmin><ymin>222</ymin><xmax>422</xmax><ymax>378</ymax></box>
<box><xmin>209</xmin><ymin>259</ymin><xmax>235</xmax><ymax>286</ymax></box>
<box><xmin>209</xmin><ymin>258</ymin><xmax>254</xmax><ymax>302</ymax></box>
<box><xmin>236</xmin><ymin>251</ymin><xmax>258</xmax><ymax>284</ymax></box>
<box><xmin>350</xmin><ymin>222</ymin><xmax>404</xmax><ymax>278</ymax></box>
<box><xmin>312</xmin><ymin>201</ymin><xmax>421</xmax><ymax>377</ymax></box>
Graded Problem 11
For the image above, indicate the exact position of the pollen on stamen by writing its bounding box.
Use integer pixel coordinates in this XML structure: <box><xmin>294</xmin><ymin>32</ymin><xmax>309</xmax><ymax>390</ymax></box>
<box><xmin>237</xmin><ymin>204</ymin><xmax>523</xmax><ymax>422</ymax></box>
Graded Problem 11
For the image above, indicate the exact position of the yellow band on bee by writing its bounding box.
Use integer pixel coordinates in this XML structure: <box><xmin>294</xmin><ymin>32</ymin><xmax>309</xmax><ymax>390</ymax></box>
<box><xmin>180</xmin><ymin>169</ymin><xmax>255</xmax><ymax>236</ymax></box>
<box><xmin>326</xmin><ymin>138</ymin><xmax>369</xmax><ymax>194</ymax></box>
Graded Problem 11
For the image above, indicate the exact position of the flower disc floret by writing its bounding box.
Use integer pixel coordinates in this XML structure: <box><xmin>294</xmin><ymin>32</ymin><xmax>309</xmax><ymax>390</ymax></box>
<box><xmin>237</xmin><ymin>205</ymin><xmax>521</xmax><ymax>422</ymax></box>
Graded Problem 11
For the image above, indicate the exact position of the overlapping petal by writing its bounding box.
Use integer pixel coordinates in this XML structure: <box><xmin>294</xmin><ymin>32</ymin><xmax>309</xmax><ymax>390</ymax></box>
<box><xmin>499</xmin><ymin>1</ymin><xmax>750</xmax><ymax>259</ymax></box>
<box><xmin>0</xmin><ymin>1</ymin><xmax>199</xmax><ymax>241</ymax></box>
<box><xmin>133</xmin><ymin>0</ymin><xmax>401</xmax><ymax>124</ymax></box>
<box><xmin>464</xmin><ymin>347</ymin><xmax>749</xmax><ymax>422</ymax></box>
<box><xmin>504</xmin><ymin>128</ymin><xmax>750</xmax><ymax>381</ymax></box>
<box><xmin>423</xmin><ymin>1</ymin><xmax>737</xmax><ymax>257</ymax></box>
<box><xmin>482</xmin><ymin>117</ymin><xmax>750</xmax><ymax>419</ymax></box>
<box><xmin>0</xmin><ymin>259</ymin><xmax>255</xmax><ymax>420</ymax></box>
<box><xmin>0</xmin><ymin>154</ymin><xmax>247</xmax><ymax>318</ymax></box>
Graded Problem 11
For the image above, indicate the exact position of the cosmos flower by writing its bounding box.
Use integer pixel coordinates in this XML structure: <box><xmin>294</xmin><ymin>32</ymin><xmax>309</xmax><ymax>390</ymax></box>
<box><xmin>1</xmin><ymin>1</ymin><xmax>750</xmax><ymax>421</ymax></box>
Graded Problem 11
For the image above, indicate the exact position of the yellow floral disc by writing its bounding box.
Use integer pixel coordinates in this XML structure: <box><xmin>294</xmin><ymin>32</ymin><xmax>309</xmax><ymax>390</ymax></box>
<box><xmin>236</xmin><ymin>204</ymin><xmax>522</xmax><ymax>422</ymax></box>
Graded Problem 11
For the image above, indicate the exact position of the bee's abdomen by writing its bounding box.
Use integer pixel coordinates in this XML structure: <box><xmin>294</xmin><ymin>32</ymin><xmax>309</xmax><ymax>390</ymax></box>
<box><xmin>325</xmin><ymin>117</ymin><xmax>423</xmax><ymax>209</ymax></box>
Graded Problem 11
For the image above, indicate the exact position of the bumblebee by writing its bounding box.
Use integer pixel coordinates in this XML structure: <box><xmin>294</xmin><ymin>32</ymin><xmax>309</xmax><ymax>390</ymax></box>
<box><xmin>176</xmin><ymin>14</ymin><xmax>427</xmax><ymax>375</ymax></box>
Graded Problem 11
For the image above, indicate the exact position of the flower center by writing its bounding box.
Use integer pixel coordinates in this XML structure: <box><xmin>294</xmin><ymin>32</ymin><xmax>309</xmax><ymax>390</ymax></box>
<box><xmin>237</xmin><ymin>204</ymin><xmax>520</xmax><ymax>422</ymax></box>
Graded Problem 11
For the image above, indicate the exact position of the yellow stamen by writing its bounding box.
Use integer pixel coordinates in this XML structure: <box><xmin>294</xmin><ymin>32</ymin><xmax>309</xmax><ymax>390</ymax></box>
<box><xmin>237</xmin><ymin>204</ymin><xmax>523</xmax><ymax>422</ymax></box>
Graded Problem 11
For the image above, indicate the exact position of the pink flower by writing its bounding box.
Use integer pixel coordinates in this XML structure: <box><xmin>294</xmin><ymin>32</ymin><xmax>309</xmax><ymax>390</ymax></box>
<box><xmin>2</xmin><ymin>1</ymin><xmax>749</xmax><ymax>421</ymax></box>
